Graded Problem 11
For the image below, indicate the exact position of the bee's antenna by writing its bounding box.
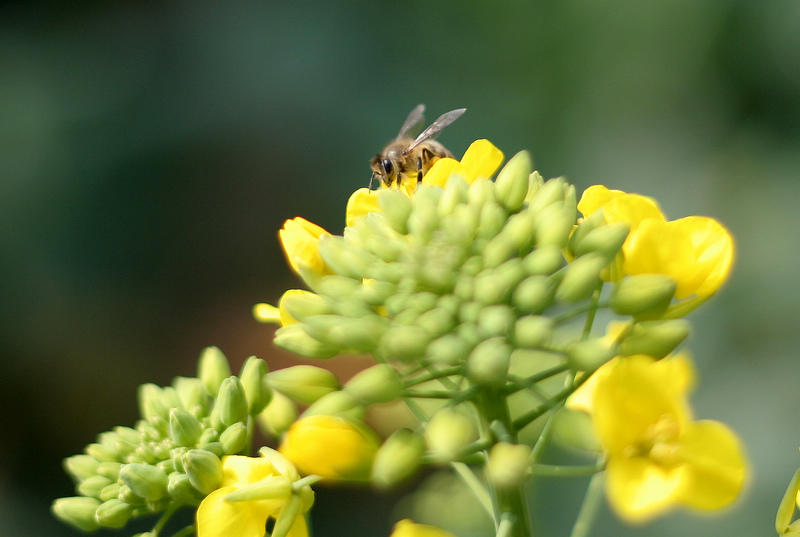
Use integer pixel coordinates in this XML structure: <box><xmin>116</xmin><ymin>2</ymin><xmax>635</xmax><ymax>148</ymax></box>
<box><xmin>369</xmin><ymin>172</ymin><xmax>376</xmax><ymax>192</ymax></box>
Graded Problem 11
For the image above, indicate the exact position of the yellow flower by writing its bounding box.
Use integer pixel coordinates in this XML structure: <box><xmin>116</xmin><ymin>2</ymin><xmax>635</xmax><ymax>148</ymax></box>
<box><xmin>196</xmin><ymin>449</ymin><xmax>312</xmax><ymax>537</ymax></box>
<box><xmin>591</xmin><ymin>355</ymin><xmax>746</xmax><ymax>522</ymax></box>
<box><xmin>279</xmin><ymin>217</ymin><xmax>331</xmax><ymax>278</ymax></box>
<box><xmin>577</xmin><ymin>185</ymin><xmax>734</xmax><ymax>310</ymax></box>
<box><xmin>279</xmin><ymin>415</ymin><xmax>379</xmax><ymax>481</ymax></box>
<box><xmin>346</xmin><ymin>140</ymin><xmax>504</xmax><ymax>226</ymax></box>
<box><xmin>390</xmin><ymin>519</ymin><xmax>458</xmax><ymax>537</ymax></box>
<box><xmin>253</xmin><ymin>289</ymin><xmax>320</xmax><ymax>327</ymax></box>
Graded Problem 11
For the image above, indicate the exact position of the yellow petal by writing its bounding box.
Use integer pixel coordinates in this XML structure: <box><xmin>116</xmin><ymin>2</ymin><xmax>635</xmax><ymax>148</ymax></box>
<box><xmin>279</xmin><ymin>217</ymin><xmax>331</xmax><ymax>277</ymax></box>
<box><xmin>670</xmin><ymin>216</ymin><xmax>734</xmax><ymax>299</ymax></box>
<box><xmin>421</xmin><ymin>157</ymin><xmax>465</xmax><ymax>188</ymax></box>
<box><xmin>391</xmin><ymin>519</ymin><xmax>458</xmax><ymax>537</ymax></box>
<box><xmin>197</xmin><ymin>486</ymin><xmax>275</xmax><ymax>537</ymax></box>
<box><xmin>605</xmin><ymin>457</ymin><xmax>684</xmax><ymax>523</ymax></box>
<box><xmin>253</xmin><ymin>303</ymin><xmax>282</xmax><ymax>325</ymax></box>
<box><xmin>346</xmin><ymin>188</ymin><xmax>383</xmax><ymax>227</ymax></box>
<box><xmin>458</xmin><ymin>140</ymin><xmax>504</xmax><ymax>183</ymax></box>
<box><xmin>675</xmin><ymin>420</ymin><xmax>747</xmax><ymax>510</ymax></box>
<box><xmin>278</xmin><ymin>415</ymin><xmax>379</xmax><ymax>481</ymax></box>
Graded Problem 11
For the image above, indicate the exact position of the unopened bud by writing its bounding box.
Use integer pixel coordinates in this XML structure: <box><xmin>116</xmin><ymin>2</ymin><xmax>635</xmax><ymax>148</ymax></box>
<box><xmin>513</xmin><ymin>275</ymin><xmax>554</xmax><ymax>314</ymax></box>
<box><xmin>257</xmin><ymin>390</ymin><xmax>298</xmax><ymax>436</ymax></box>
<box><xmin>268</xmin><ymin>365</ymin><xmax>339</xmax><ymax>405</ymax></box>
<box><xmin>215</xmin><ymin>377</ymin><xmax>249</xmax><ymax>427</ymax></box>
<box><xmin>169</xmin><ymin>408</ymin><xmax>202</xmax><ymax>446</ymax></box>
<box><xmin>477</xmin><ymin>305</ymin><xmax>514</xmax><ymax>338</ymax></box>
<box><xmin>486</xmin><ymin>442</ymin><xmax>532</xmax><ymax>489</ymax></box>
<box><xmin>77</xmin><ymin>475</ymin><xmax>112</xmax><ymax>499</ymax></box>
<box><xmin>551</xmin><ymin>408</ymin><xmax>600</xmax><ymax>452</ymax></box>
<box><xmin>239</xmin><ymin>356</ymin><xmax>273</xmax><ymax>415</ymax></box>
<box><xmin>379</xmin><ymin>188</ymin><xmax>413</xmax><ymax>234</ymax></box>
<box><xmin>425</xmin><ymin>407</ymin><xmax>477</xmax><ymax>462</ymax></box>
<box><xmin>220</xmin><ymin>422</ymin><xmax>248</xmax><ymax>454</ymax></box>
<box><xmin>556</xmin><ymin>253</ymin><xmax>607</xmax><ymax>303</ymax></box>
<box><xmin>535</xmin><ymin>204</ymin><xmax>576</xmax><ymax>248</ymax></box>
<box><xmin>618</xmin><ymin>319</ymin><xmax>691</xmax><ymax>359</ymax></box>
<box><xmin>198</xmin><ymin>346</ymin><xmax>231</xmax><ymax>396</ymax></box>
<box><xmin>376</xmin><ymin>325</ymin><xmax>431</xmax><ymax>363</ymax></box>
<box><xmin>372</xmin><ymin>429</ymin><xmax>425</xmax><ymax>489</ymax></box>
<box><xmin>94</xmin><ymin>498</ymin><xmax>134</xmax><ymax>528</ymax></box>
<box><xmin>513</xmin><ymin>315</ymin><xmax>553</xmax><ymax>349</ymax></box>
<box><xmin>494</xmin><ymin>151</ymin><xmax>533</xmax><ymax>213</ymax></box>
<box><xmin>172</xmin><ymin>376</ymin><xmax>208</xmax><ymax>412</ymax></box>
<box><xmin>567</xmin><ymin>339</ymin><xmax>615</xmax><ymax>373</ymax></box>
<box><xmin>138</xmin><ymin>383</ymin><xmax>168</xmax><ymax>422</ymax></box>
<box><xmin>167</xmin><ymin>471</ymin><xmax>204</xmax><ymax>505</ymax></box>
<box><xmin>273</xmin><ymin>324</ymin><xmax>339</xmax><ymax>359</ymax></box>
<box><xmin>572</xmin><ymin>222</ymin><xmax>629</xmax><ymax>260</ymax></box>
<box><xmin>51</xmin><ymin>497</ymin><xmax>101</xmax><ymax>532</ymax></box>
<box><xmin>182</xmin><ymin>449</ymin><xmax>223</xmax><ymax>495</ymax></box>
<box><xmin>344</xmin><ymin>364</ymin><xmax>403</xmax><ymax>404</ymax></box>
<box><xmin>303</xmin><ymin>391</ymin><xmax>365</xmax><ymax>421</ymax></box>
<box><xmin>119</xmin><ymin>463</ymin><xmax>169</xmax><ymax>502</ymax></box>
<box><xmin>426</xmin><ymin>334</ymin><xmax>473</xmax><ymax>365</ymax></box>
<box><xmin>85</xmin><ymin>442</ymin><xmax>120</xmax><ymax>463</ymax></box>
<box><xmin>523</xmin><ymin>245</ymin><xmax>564</xmax><ymax>276</ymax></box>
<box><xmin>609</xmin><ymin>274</ymin><xmax>676</xmax><ymax>320</ymax></box>
<box><xmin>64</xmin><ymin>454</ymin><xmax>100</xmax><ymax>482</ymax></box>
<box><xmin>467</xmin><ymin>337</ymin><xmax>511</xmax><ymax>388</ymax></box>
<box><xmin>528</xmin><ymin>177</ymin><xmax>567</xmax><ymax>214</ymax></box>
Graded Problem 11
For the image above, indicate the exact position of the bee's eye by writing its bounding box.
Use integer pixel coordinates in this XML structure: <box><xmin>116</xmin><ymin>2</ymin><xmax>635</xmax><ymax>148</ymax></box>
<box><xmin>382</xmin><ymin>158</ymin><xmax>394</xmax><ymax>175</ymax></box>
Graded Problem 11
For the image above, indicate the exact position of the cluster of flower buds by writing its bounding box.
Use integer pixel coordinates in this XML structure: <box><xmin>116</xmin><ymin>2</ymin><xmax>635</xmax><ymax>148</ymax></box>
<box><xmin>52</xmin><ymin>347</ymin><xmax>272</xmax><ymax>532</ymax></box>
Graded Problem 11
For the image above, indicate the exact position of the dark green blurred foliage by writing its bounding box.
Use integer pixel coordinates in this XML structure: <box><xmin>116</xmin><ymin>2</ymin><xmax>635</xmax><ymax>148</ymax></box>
<box><xmin>1</xmin><ymin>2</ymin><xmax>799</xmax><ymax>536</ymax></box>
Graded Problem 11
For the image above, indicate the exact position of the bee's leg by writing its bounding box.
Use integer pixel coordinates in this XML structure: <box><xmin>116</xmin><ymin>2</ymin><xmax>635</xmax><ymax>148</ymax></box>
<box><xmin>417</xmin><ymin>156</ymin><xmax>423</xmax><ymax>182</ymax></box>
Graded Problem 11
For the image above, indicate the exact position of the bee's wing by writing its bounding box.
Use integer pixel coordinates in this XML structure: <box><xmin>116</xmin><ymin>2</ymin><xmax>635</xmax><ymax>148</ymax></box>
<box><xmin>404</xmin><ymin>108</ymin><xmax>466</xmax><ymax>153</ymax></box>
<box><xmin>396</xmin><ymin>104</ymin><xmax>426</xmax><ymax>140</ymax></box>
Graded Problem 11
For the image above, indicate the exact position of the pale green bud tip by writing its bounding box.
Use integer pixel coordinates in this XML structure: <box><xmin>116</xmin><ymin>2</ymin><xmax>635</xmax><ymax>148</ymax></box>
<box><xmin>52</xmin><ymin>497</ymin><xmax>102</xmax><ymax>532</ymax></box>
<box><xmin>268</xmin><ymin>365</ymin><xmax>340</xmax><ymax>405</ymax></box>
<box><xmin>467</xmin><ymin>337</ymin><xmax>511</xmax><ymax>388</ymax></box>
<box><xmin>119</xmin><ymin>463</ymin><xmax>169</xmax><ymax>502</ymax></box>
<box><xmin>169</xmin><ymin>407</ymin><xmax>202</xmax><ymax>446</ymax></box>
<box><xmin>610</xmin><ymin>274</ymin><xmax>676</xmax><ymax>319</ymax></box>
<box><xmin>197</xmin><ymin>346</ymin><xmax>232</xmax><ymax>396</ymax></box>
<box><xmin>572</xmin><ymin>222</ymin><xmax>629</xmax><ymax>260</ymax></box>
<box><xmin>240</xmin><ymin>356</ymin><xmax>273</xmax><ymax>415</ymax></box>
<box><xmin>220</xmin><ymin>422</ymin><xmax>248</xmax><ymax>454</ymax></box>
<box><xmin>303</xmin><ymin>391</ymin><xmax>365</xmax><ymax>421</ymax></box>
<box><xmin>94</xmin><ymin>498</ymin><xmax>134</xmax><ymax>528</ymax></box>
<box><xmin>372</xmin><ymin>429</ymin><xmax>425</xmax><ymax>489</ymax></box>
<box><xmin>183</xmin><ymin>449</ymin><xmax>223</xmax><ymax>495</ymax></box>
<box><xmin>77</xmin><ymin>475</ymin><xmax>113</xmax><ymax>498</ymax></box>
<box><xmin>216</xmin><ymin>376</ymin><xmax>249</xmax><ymax>427</ymax></box>
<box><xmin>257</xmin><ymin>390</ymin><xmax>298</xmax><ymax>437</ymax></box>
<box><xmin>344</xmin><ymin>364</ymin><xmax>403</xmax><ymax>404</ymax></box>
<box><xmin>494</xmin><ymin>150</ymin><xmax>533</xmax><ymax>212</ymax></box>
<box><xmin>425</xmin><ymin>408</ymin><xmax>477</xmax><ymax>462</ymax></box>
<box><xmin>274</xmin><ymin>324</ymin><xmax>339</xmax><ymax>359</ymax></box>
<box><xmin>514</xmin><ymin>315</ymin><xmax>553</xmax><ymax>348</ymax></box>
<box><xmin>556</xmin><ymin>253</ymin><xmax>608</xmax><ymax>303</ymax></box>
<box><xmin>618</xmin><ymin>319</ymin><xmax>690</xmax><ymax>359</ymax></box>
<box><xmin>168</xmin><ymin>471</ymin><xmax>204</xmax><ymax>505</ymax></box>
<box><xmin>486</xmin><ymin>442</ymin><xmax>532</xmax><ymax>489</ymax></box>
<box><xmin>64</xmin><ymin>454</ymin><xmax>100</xmax><ymax>482</ymax></box>
<box><xmin>567</xmin><ymin>339</ymin><xmax>615</xmax><ymax>373</ymax></box>
<box><xmin>253</xmin><ymin>302</ymin><xmax>281</xmax><ymax>324</ymax></box>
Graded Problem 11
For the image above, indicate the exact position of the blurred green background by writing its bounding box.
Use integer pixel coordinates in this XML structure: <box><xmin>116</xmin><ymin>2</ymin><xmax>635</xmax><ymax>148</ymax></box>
<box><xmin>2</xmin><ymin>2</ymin><xmax>799</xmax><ymax>536</ymax></box>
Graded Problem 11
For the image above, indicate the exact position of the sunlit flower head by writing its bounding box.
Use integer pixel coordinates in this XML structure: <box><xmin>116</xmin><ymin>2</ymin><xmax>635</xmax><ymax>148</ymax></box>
<box><xmin>279</xmin><ymin>415</ymin><xmax>380</xmax><ymax>481</ymax></box>
<box><xmin>279</xmin><ymin>217</ymin><xmax>331</xmax><ymax>278</ymax></box>
<box><xmin>591</xmin><ymin>355</ymin><xmax>746</xmax><ymax>522</ymax></box>
<box><xmin>196</xmin><ymin>448</ymin><xmax>313</xmax><ymax>537</ymax></box>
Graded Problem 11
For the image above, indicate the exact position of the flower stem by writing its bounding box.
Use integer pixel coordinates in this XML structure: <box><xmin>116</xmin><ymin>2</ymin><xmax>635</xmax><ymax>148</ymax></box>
<box><xmin>569</xmin><ymin>466</ymin><xmax>605</xmax><ymax>537</ymax></box>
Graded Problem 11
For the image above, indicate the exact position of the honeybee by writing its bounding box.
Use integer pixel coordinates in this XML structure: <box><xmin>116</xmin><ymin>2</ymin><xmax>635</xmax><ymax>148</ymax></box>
<box><xmin>370</xmin><ymin>104</ymin><xmax>466</xmax><ymax>189</ymax></box>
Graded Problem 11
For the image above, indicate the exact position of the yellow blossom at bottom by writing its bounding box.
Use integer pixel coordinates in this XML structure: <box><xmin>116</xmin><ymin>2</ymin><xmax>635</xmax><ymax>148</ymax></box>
<box><xmin>390</xmin><ymin>519</ymin><xmax>458</xmax><ymax>537</ymax></box>
<box><xmin>279</xmin><ymin>415</ymin><xmax>380</xmax><ymax>481</ymax></box>
<box><xmin>196</xmin><ymin>449</ymin><xmax>310</xmax><ymax>537</ymax></box>
<box><xmin>591</xmin><ymin>355</ymin><xmax>746</xmax><ymax>522</ymax></box>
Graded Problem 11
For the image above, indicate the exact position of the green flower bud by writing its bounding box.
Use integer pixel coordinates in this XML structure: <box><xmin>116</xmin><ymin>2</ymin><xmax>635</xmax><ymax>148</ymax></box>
<box><xmin>197</xmin><ymin>428</ymin><xmax>218</xmax><ymax>445</ymax></box>
<box><xmin>134</xmin><ymin>443</ymin><xmax>157</xmax><ymax>464</ymax></box>
<box><xmin>283</xmin><ymin>291</ymin><xmax>334</xmax><ymax>321</ymax></box>
<box><xmin>197</xmin><ymin>346</ymin><xmax>232</xmax><ymax>397</ymax></box>
<box><xmin>467</xmin><ymin>337</ymin><xmax>512</xmax><ymax>388</ymax></box>
<box><xmin>172</xmin><ymin>377</ymin><xmax>208</xmax><ymax>413</ymax></box>
<box><xmin>572</xmin><ymin>222</ymin><xmax>629</xmax><ymax>260</ymax></box>
<box><xmin>268</xmin><ymin>365</ymin><xmax>339</xmax><ymax>405</ymax></box>
<box><xmin>486</xmin><ymin>442</ymin><xmax>532</xmax><ymax>489</ymax></box>
<box><xmin>86</xmin><ymin>442</ymin><xmax>120</xmax><ymax>463</ymax></box>
<box><xmin>555</xmin><ymin>253</ymin><xmax>607</xmax><ymax>303</ymax></box>
<box><xmin>198</xmin><ymin>441</ymin><xmax>224</xmax><ymax>458</ymax></box>
<box><xmin>474</xmin><ymin>259</ymin><xmax>526</xmax><ymax>305</ymax></box>
<box><xmin>513</xmin><ymin>315</ymin><xmax>554</xmax><ymax>349</ymax></box>
<box><xmin>239</xmin><ymin>356</ymin><xmax>273</xmax><ymax>416</ymax></box>
<box><xmin>372</xmin><ymin>429</ymin><xmax>425</xmax><ymax>489</ymax></box>
<box><xmin>445</xmin><ymin>205</ymin><xmax>480</xmax><ymax>248</ymax></box>
<box><xmin>528</xmin><ymin>176</ymin><xmax>567</xmax><ymax>214</ymax></box>
<box><xmin>257</xmin><ymin>390</ymin><xmax>298</xmax><ymax>437</ymax></box>
<box><xmin>523</xmin><ymin>245</ymin><xmax>564</xmax><ymax>276</ymax></box>
<box><xmin>618</xmin><ymin>319</ymin><xmax>691</xmax><ymax>359</ymax></box>
<box><xmin>273</xmin><ymin>324</ymin><xmax>339</xmax><ymax>359</ymax></box>
<box><xmin>223</xmin><ymin>475</ymin><xmax>292</xmax><ymax>502</ymax></box>
<box><xmin>551</xmin><ymin>407</ymin><xmax>600</xmax><ymax>452</ymax></box>
<box><xmin>334</xmin><ymin>295</ymin><xmax>377</xmax><ymax>319</ymax></box>
<box><xmin>427</xmin><ymin>333</ymin><xmax>473</xmax><ymax>365</ymax></box>
<box><xmin>182</xmin><ymin>449</ymin><xmax>223</xmax><ymax>496</ymax></box>
<box><xmin>379</xmin><ymin>188</ymin><xmax>413</xmax><ymax>234</ymax></box>
<box><xmin>417</xmin><ymin>307</ymin><xmax>458</xmax><ymax>339</ymax></box>
<box><xmin>326</xmin><ymin>315</ymin><xmax>388</xmax><ymax>353</ymax></box>
<box><xmin>167</xmin><ymin>471</ymin><xmax>204</xmax><ymax>505</ymax></box>
<box><xmin>376</xmin><ymin>325</ymin><xmax>431</xmax><ymax>363</ymax></box>
<box><xmin>512</xmin><ymin>275</ymin><xmax>554</xmax><ymax>314</ymax></box>
<box><xmin>319</xmin><ymin>235</ymin><xmax>377</xmax><ymax>279</ymax></box>
<box><xmin>157</xmin><ymin>459</ymin><xmax>176</xmax><ymax>474</ymax></box>
<box><xmin>359</xmin><ymin>278</ymin><xmax>397</xmax><ymax>305</ymax></box>
<box><xmin>169</xmin><ymin>408</ymin><xmax>202</xmax><ymax>446</ymax></box>
<box><xmin>77</xmin><ymin>475</ymin><xmax>113</xmax><ymax>499</ymax></box>
<box><xmin>438</xmin><ymin>175</ymin><xmax>469</xmax><ymax>216</ymax></box>
<box><xmin>314</xmin><ymin>274</ymin><xmax>361</xmax><ymax>298</ymax></box>
<box><xmin>494</xmin><ymin>150</ymin><xmax>533</xmax><ymax>213</ymax></box>
<box><xmin>425</xmin><ymin>407</ymin><xmax>477</xmax><ymax>463</ymax></box>
<box><xmin>567</xmin><ymin>338</ymin><xmax>615</xmax><ymax>373</ymax></box>
<box><xmin>609</xmin><ymin>274</ymin><xmax>676</xmax><ymax>320</ymax></box>
<box><xmin>99</xmin><ymin>482</ymin><xmax>122</xmax><ymax>502</ymax></box>
<box><xmin>468</xmin><ymin>178</ymin><xmax>495</xmax><ymax>208</ymax></box>
<box><xmin>364</xmin><ymin>260</ymin><xmax>405</xmax><ymax>284</ymax></box>
<box><xmin>534</xmin><ymin>204</ymin><xmax>576</xmax><ymax>248</ymax></box>
<box><xmin>344</xmin><ymin>364</ymin><xmax>403</xmax><ymax>404</ymax></box>
<box><xmin>220</xmin><ymin>422</ymin><xmax>248</xmax><ymax>454</ymax></box>
<box><xmin>303</xmin><ymin>391</ymin><xmax>365</xmax><ymax>421</ymax></box>
<box><xmin>215</xmin><ymin>376</ymin><xmax>249</xmax><ymax>427</ymax></box>
<box><xmin>136</xmin><ymin>419</ymin><xmax>161</xmax><ymax>443</ymax></box>
<box><xmin>566</xmin><ymin>210</ymin><xmax>606</xmax><ymax>255</ymax></box>
<box><xmin>94</xmin><ymin>498</ymin><xmax>134</xmax><ymax>528</ymax></box>
<box><xmin>119</xmin><ymin>463</ymin><xmax>169</xmax><ymax>502</ymax></box>
<box><xmin>138</xmin><ymin>383</ymin><xmax>168</xmax><ymax>421</ymax></box>
<box><xmin>478</xmin><ymin>202</ymin><xmax>507</xmax><ymax>240</ymax></box>
<box><xmin>408</xmin><ymin>199</ymin><xmax>440</xmax><ymax>243</ymax></box>
<box><xmin>524</xmin><ymin>170</ymin><xmax>545</xmax><ymax>202</ymax></box>
<box><xmin>51</xmin><ymin>497</ymin><xmax>101</xmax><ymax>532</ymax></box>
<box><xmin>117</xmin><ymin>484</ymin><xmax>146</xmax><ymax>506</ymax></box>
<box><xmin>477</xmin><ymin>304</ymin><xmax>514</xmax><ymax>338</ymax></box>
<box><xmin>64</xmin><ymin>454</ymin><xmax>100</xmax><ymax>482</ymax></box>
<box><xmin>361</xmin><ymin>214</ymin><xmax>405</xmax><ymax>262</ymax></box>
